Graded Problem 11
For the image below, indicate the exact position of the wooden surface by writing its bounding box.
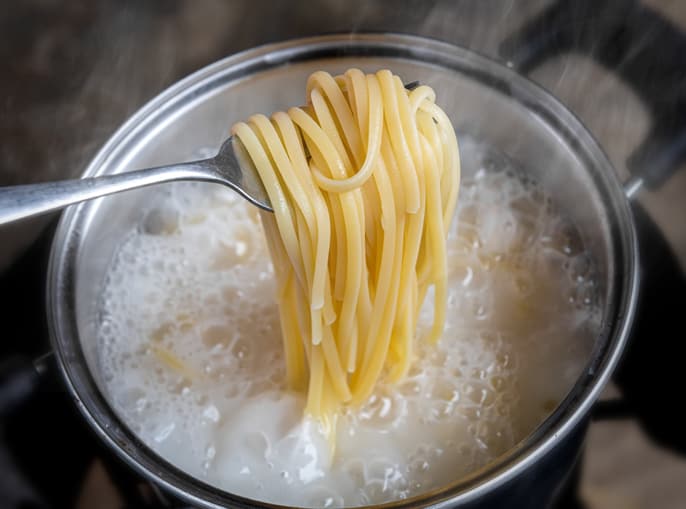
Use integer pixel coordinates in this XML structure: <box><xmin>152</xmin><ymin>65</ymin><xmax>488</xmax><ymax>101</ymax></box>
<box><xmin>583</xmin><ymin>419</ymin><xmax>686</xmax><ymax>509</ymax></box>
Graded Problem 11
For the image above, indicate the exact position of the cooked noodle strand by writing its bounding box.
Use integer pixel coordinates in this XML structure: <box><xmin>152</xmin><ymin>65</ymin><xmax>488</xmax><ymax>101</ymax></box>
<box><xmin>231</xmin><ymin>69</ymin><xmax>460</xmax><ymax>422</ymax></box>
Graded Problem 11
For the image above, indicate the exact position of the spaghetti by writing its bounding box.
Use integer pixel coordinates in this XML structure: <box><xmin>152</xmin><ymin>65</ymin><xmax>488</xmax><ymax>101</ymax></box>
<box><xmin>231</xmin><ymin>69</ymin><xmax>460</xmax><ymax>429</ymax></box>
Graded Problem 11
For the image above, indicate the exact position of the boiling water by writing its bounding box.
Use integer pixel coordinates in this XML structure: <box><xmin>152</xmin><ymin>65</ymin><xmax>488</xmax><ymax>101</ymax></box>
<box><xmin>96</xmin><ymin>139</ymin><xmax>600</xmax><ymax>507</ymax></box>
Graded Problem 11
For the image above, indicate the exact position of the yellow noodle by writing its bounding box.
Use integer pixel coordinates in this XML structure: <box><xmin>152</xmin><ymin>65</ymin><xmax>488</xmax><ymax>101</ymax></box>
<box><xmin>230</xmin><ymin>69</ymin><xmax>460</xmax><ymax>423</ymax></box>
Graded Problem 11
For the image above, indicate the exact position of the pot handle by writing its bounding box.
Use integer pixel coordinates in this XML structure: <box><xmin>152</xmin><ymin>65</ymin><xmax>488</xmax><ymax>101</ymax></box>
<box><xmin>0</xmin><ymin>354</ymin><xmax>54</xmax><ymax>509</ymax></box>
<box><xmin>0</xmin><ymin>353</ymin><xmax>51</xmax><ymax>418</ymax></box>
<box><xmin>499</xmin><ymin>0</ymin><xmax>686</xmax><ymax>198</ymax></box>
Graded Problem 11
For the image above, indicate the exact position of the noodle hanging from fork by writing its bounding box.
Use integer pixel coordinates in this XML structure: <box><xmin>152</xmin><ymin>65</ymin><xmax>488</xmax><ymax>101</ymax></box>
<box><xmin>231</xmin><ymin>69</ymin><xmax>460</xmax><ymax>430</ymax></box>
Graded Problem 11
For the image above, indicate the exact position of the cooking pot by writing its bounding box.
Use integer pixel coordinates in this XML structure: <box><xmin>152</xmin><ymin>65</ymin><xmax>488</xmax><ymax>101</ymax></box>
<box><xmin>46</xmin><ymin>34</ymin><xmax>639</xmax><ymax>508</ymax></box>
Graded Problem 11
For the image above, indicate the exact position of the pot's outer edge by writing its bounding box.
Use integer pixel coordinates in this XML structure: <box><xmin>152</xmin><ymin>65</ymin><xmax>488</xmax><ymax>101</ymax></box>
<box><xmin>46</xmin><ymin>33</ymin><xmax>640</xmax><ymax>509</ymax></box>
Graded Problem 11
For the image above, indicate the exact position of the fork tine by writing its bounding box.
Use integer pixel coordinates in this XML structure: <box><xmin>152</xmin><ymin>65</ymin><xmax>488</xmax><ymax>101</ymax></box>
<box><xmin>215</xmin><ymin>136</ymin><xmax>273</xmax><ymax>212</ymax></box>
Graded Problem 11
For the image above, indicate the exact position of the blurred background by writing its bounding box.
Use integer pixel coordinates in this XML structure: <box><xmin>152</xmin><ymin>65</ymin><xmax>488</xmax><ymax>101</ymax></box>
<box><xmin>1</xmin><ymin>1</ymin><xmax>685</xmax><ymax>508</ymax></box>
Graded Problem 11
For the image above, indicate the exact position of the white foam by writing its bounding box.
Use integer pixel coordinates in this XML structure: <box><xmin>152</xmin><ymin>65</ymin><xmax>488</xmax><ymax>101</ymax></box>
<box><xmin>96</xmin><ymin>142</ymin><xmax>600</xmax><ymax>507</ymax></box>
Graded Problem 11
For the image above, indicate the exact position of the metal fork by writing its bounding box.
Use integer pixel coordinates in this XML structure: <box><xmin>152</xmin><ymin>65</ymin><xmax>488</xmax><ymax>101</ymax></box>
<box><xmin>0</xmin><ymin>137</ymin><xmax>272</xmax><ymax>226</ymax></box>
<box><xmin>0</xmin><ymin>82</ymin><xmax>423</xmax><ymax>227</ymax></box>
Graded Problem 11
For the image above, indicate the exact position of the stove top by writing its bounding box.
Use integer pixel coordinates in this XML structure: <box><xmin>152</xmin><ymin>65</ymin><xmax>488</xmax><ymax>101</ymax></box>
<box><xmin>1</xmin><ymin>1</ymin><xmax>685</xmax><ymax>508</ymax></box>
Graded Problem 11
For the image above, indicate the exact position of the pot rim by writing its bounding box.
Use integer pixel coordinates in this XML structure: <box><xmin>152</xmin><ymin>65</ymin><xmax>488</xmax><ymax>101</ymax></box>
<box><xmin>46</xmin><ymin>33</ymin><xmax>639</xmax><ymax>508</ymax></box>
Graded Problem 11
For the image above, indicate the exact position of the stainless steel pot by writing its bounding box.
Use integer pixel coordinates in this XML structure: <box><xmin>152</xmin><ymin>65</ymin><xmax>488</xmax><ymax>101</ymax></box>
<box><xmin>47</xmin><ymin>34</ymin><xmax>639</xmax><ymax>508</ymax></box>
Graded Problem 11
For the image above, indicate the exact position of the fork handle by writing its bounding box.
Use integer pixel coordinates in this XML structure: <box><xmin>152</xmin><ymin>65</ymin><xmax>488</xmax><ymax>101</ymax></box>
<box><xmin>0</xmin><ymin>162</ymin><xmax>218</xmax><ymax>226</ymax></box>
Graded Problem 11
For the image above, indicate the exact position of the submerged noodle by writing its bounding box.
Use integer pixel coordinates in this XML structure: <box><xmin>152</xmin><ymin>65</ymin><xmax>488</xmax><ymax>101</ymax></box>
<box><xmin>231</xmin><ymin>69</ymin><xmax>460</xmax><ymax>429</ymax></box>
